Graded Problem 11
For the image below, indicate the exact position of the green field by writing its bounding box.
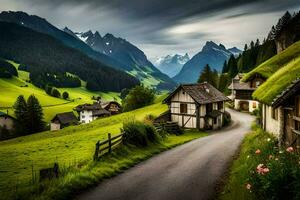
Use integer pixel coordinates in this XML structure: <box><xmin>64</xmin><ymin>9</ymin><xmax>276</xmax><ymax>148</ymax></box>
<box><xmin>0</xmin><ymin>61</ymin><xmax>121</xmax><ymax>122</ymax></box>
<box><xmin>0</xmin><ymin>100</ymin><xmax>168</xmax><ymax>195</ymax></box>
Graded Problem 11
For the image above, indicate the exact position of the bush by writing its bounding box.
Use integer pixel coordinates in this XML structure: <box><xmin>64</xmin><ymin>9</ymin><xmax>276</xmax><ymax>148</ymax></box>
<box><xmin>241</xmin><ymin>128</ymin><xmax>300</xmax><ymax>200</ymax></box>
<box><xmin>143</xmin><ymin>114</ymin><xmax>156</xmax><ymax>125</ymax></box>
<box><xmin>122</xmin><ymin>119</ymin><xmax>159</xmax><ymax>147</ymax></box>
<box><xmin>52</xmin><ymin>88</ymin><xmax>61</xmax><ymax>98</ymax></box>
<box><xmin>223</xmin><ymin>111</ymin><xmax>231</xmax><ymax>126</ymax></box>
<box><xmin>62</xmin><ymin>91</ymin><xmax>69</xmax><ymax>100</ymax></box>
<box><xmin>122</xmin><ymin>85</ymin><xmax>155</xmax><ymax>111</ymax></box>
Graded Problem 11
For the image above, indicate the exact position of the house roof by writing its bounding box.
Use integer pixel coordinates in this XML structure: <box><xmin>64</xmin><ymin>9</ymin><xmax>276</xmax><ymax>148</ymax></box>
<box><xmin>164</xmin><ymin>82</ymin><xmax>230</xmax><ymax>104</ymax></box>
<box><xmin>51</xmin><ymin>112</ymin><xmax>78</xmax><ymax>125</ymax></box>
<box><xmin>100</xmin><ymin>101</ymin><xmax>121</xmax><ymax>109</ymax></box>
<box><xmin>75</xmin><ymin>102</ymin><xmax>102</xmax><ymax>112</ymax></box>
<box><xmin>228</xmin><ymin>79</ymin><xmax>255</xmax><ymax>91</ymax></box>
<box><xmin>92</xmin><ymin>109</ymin><xmax>111</xmax><ymax>116</ymax></box>
<box><xmin>272</xmin><ymin>78</ymin><xmax>300</xmax><ymax>107</ymax></box>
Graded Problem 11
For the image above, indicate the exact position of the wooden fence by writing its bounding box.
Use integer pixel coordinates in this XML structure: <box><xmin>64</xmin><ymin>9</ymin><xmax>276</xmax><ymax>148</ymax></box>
<box><xmin>93</xmin><ymin>132</ymin><xmax>124</xmax><ymax>160</ymax></box>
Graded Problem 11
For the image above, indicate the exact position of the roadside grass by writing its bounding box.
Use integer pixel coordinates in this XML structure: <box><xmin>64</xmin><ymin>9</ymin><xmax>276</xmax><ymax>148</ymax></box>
<box><xmin>0</xmin><ymin>101</ymin><xmax>168</xmax><ymax>198</ymax></box>
<box><xmin>10</xmin><ymin>130</ymin><xmax>207</xmax><ymax>200</ymax></box>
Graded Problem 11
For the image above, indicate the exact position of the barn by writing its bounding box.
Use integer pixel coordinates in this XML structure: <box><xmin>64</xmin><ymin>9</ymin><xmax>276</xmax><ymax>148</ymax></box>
<box><xmin>163</xmin><ymin>82</ymin><xmax>229</xmax><ymax>130</ymax></box>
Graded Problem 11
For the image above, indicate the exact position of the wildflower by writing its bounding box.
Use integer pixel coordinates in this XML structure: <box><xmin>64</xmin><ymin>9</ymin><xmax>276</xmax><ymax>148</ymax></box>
<box><xmin>246</xmin><ymin>183</ymin><xmax>251</xmax><ymax>190</ymax></box>
<box><xmin>279</xmin><ymin>150</ymin><xmax>283</xmax><ymax>154</ymax></box>
<box><xmin>267</xmin><ymin>138</ymin><xmax>271</xmax><ymax>142</ymax></box>
<box><xmin>286</xmin><ymin>147</ymin><xmax>294</xmax><ymax>152</ymax></box>
<box><xmin>255</xmin><ymin>149</ymin><xmax>261</xmax><ymax>154</ymax></box>
<box><xmin>256</xmin><ymin>164</ymin><xmax>270</xmax><ymax>175</ymax></box>
<box><xmin>269</xmin><ymin>155</ymin><xmax>273</xmax><ymax>160</ymax></box>
<box><xmin>275</xmin><ymin>157</ymin><xmax>279</xmax><ymax>161</ymax></box>
<box><xmin>247</xmin><ymin>155</ymin><xmax>250</xmax><ymax>159</ymax></box>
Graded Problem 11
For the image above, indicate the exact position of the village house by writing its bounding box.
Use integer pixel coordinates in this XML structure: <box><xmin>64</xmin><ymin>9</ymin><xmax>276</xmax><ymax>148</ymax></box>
<box><xmin>259</xmin><ymin>79</ymin><xmax>300</xmax><ymax>149</ymax></box>
<box><xmin>101</xmin><ymin>101</ymin><xmax>122</xmax><ymax>114</ymax></box>
<box><xmin>50</xmin><ymin>112</ymin><xmax>78</xmax><ymax>131</ymax></box>
<box><xmin>228</xmin><ymin>73</ymin><xmax>263</xmax><ymax>112</ymax></box>
<box><xmin>163</xmin><ymin>82</ymin><xmax>229</xmax><ymax>130</ymax></box>
<box><xmin>75</xmin><ymin>102</ymin><xmax>111</xmax><ymax>124</ymax></box>
<box><xmin>0</xmin><ymin>111</ymin><xmax>15</xmax><ymax>131</ymax></box>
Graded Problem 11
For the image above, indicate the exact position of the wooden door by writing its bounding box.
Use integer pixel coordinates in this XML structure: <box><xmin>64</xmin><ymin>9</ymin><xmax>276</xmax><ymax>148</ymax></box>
<box><xmin>283</xmin><ymin>109</ymin><xmax>295</xmax><ymax>147</ymax></box>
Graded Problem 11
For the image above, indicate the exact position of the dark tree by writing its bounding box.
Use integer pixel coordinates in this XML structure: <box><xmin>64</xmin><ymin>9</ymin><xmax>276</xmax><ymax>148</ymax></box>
<box><xmin>62</xmin><ymin>91</ymin><xmax>69</xmax><ymax>100</ymax></box>
<box><xmin>227</xmin><ymin>55</ymin><xmax>238</xmax><ymax>78</ymax></box>
<box><xmin>13</xmin><ymin>95</ymin><xmax>28</xmax><ymax>135</ymax></box>
<box><xmin>45</xmin><ymin>85</ymin><xmax>53</xmax><ymax>95</ymax></box>
<box><xmin>198</xmin><ymin>64</ymin><xmax>218</xmax><ymax>88</ymax></box>
<box><xmin>122</xmin><ymin>85</ymin><xmax>155</xmax><ymax>111</ymax></box>
<box><xmin>255</xmin><ymin>39</ymin><xmax>260</xmax><ymax>47</ymax></box>
<box><xmin>222</xmin><ymin>60</ymin><xmax>228</xmax><ymax>73</ymax></box>
<box><xmin>52</xmin><ymin>88</ymin><xmax>61</xmax><ymax>98</ymax></box>
<box><xmin>26</xmin><ymin>95</ymin><xmax>45</xmax><ymax>133</ymax></box>
<box><xmin>0</xmin><ymin>59</ymin><xmax>18</xmax><ymax>78</ymax></box>
<box><xmin>120</xmin><ymin>88</ymin><xmax>130</xmax><ymax>99</ymax></box>
<box><xmin>244</xmin><ymin>44</ymin><xmax>248</xmax><ymax>51</ymax></box>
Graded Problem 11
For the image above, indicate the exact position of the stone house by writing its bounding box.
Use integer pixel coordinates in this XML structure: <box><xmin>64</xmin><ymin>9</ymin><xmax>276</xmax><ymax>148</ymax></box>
<box><xmin>0</xmin><ymin>111</ymin><xmax>15</xmax><ymax>131</ymax></box>
<box><xmin>75</xmin><ymin>102</ymin><xmax>111</xmax><ymax>124</ymax></box>
<box><xmin>163</xmin><ymin>82</ymin><xmax>229</xmax><ymax>130</ymax></box>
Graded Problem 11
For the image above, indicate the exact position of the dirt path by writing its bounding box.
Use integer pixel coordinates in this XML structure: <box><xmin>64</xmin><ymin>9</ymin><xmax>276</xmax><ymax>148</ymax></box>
<box><xmin>76</xmin><ymin>109</ymin><xmax>254</xmax><ymax>200</ymax></box>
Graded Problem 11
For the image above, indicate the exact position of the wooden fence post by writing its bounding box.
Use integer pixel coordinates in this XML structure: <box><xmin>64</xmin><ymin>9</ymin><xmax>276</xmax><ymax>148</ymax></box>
<box><xmin>108</xmin><ymin>133</ymin><xmax>112</xmax><ymax>153</ymax></box>
<box><xmin>93</xmin><ymin>140</ymin><xmax>100</xmax><ymax>161</ymax></box>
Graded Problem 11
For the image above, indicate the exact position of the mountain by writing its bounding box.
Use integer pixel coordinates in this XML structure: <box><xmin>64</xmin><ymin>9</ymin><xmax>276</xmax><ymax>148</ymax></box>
<box><xmin>0</xmin><ymin>21</ymin><xmax>139</xmax><ymax>92</ymax></box>
<box><xmin>154</xmin><ymin>53</ymin><xmax>190</xmax><ymax>78</ymax></box>
<box><xmin>65</xmin><ymin>29</ymin><xmax>177</xmax><ymax>90</ymax></box>
<box><xmin>228</xmin><ymin>47</ymin><xmax>242</xmax><ymax>57</ymax></box>
<box><xmin>0</xmin><ymin>11</ymin><xmax>128</xmax><ymax>71</ymax></box>
<box><xmin>173</xmin><ymin>41</ymin><xmax>240</xmax><ymax>83</ymax></box>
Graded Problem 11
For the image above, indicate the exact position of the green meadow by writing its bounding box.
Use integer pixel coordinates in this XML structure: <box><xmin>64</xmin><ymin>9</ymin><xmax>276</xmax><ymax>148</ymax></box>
<box><xmin>0</xmin><ymin>61</ymin><xmax>121</xmax><ymax>122</ymax></box>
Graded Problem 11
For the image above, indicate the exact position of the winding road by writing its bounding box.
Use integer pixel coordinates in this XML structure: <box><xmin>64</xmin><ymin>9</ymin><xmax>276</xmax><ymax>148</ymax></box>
<box><xmin>77</xmin><ymin>109</ymin><xmax>254</xmax><ymax>200</ymax></box>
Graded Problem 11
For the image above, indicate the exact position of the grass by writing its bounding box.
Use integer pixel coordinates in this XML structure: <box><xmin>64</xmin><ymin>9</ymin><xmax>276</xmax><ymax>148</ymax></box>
<box><xmin>0</xmin><ymin>60</ymin><xmax>121</xmax><ymax>122</ymax></box>
<box><xmin>242</xmin><ymin>40</ymin><xmax>300</xmax><ymax>82</ymax></box>
<box><xmin>219</xmin><ymin>125</ymin><xmax>275</xmax><ymax>200</ymax></box>
<box><xmin>253</xmin><ymin>56</ymin><xmax>300</xmax><ymax>104</ymax></box>
<box><xmin>0</xmin><ymin>100</ymin><xmax>169</xmax><ymax>198</ymax></box>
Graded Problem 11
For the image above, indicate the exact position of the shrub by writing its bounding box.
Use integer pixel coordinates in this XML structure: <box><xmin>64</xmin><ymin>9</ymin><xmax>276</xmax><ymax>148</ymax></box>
<box><xmin>122</xmin><ymin>85</ymin><xmax>155</xmax><ymax>111</ymax></box>
<box><xmin>243</xmin><ymin>128</ymin><xmax>300</xmax><ymax>200</ymax></box>
<box><xmin>62</xmin><ymin>91</ymin><xmax>69</xmax><ymax>100</ymax></box>
<box><xmin>223</xmin><ymin>111</ymin><xmax>231</xmax><ymax>126</ymax></box>
<box><xmin>122</xmin><ymin>120</ymin><xmax>159</xmax><ymax>147</ymax></box>
<box><xmin>52</xmin><ymin>88</ymin><xmax>61</xmax><ymax>98</ymax></box>
<box><xmin>143</xmin><ymin>114</ymin><xmax>156</xmax><ymax>125</ymax></box>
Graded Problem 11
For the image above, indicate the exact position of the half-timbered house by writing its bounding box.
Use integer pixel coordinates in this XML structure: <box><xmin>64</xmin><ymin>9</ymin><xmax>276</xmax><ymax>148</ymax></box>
<box><xmin>163</xmin><ymin>82</ymin><xmax>229</xmax><ymax>130</ymax></box>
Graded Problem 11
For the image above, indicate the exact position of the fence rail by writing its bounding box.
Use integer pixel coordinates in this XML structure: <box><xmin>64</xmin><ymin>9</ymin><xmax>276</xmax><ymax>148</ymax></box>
<box><xmin>93</xmin><ymin>132</ymin><xmax>124</xmax><ymax>160</ymax></box>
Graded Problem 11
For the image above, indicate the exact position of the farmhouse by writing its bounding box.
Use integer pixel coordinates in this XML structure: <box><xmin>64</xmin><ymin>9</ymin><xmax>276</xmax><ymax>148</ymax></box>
<box><xmin>50</xmin><ymin>112</ymin><xmax>78</xmax><ymax>131</ymax></box>
<box><xmin>101</xmin><ymin>101</ymin><xmax>122</xmax><ymax>114</ymax></box>
<box><xmin>163</xmin><ymin>82</ymin><xmax>229</xmax><ymax>130</ymax></box>
<box><xmin>228</xmin><ymin>73</ymin><xmax>262</xmax><ymax>112</ymax></box>
<box><xmin>75</xmin><ymin>102</ymin><xmax>111</xmax><ymax>124</ymax></box>
<box><xmin>0</xmin><ymin>111</ymin><xmax>15</xmax><ymax>131</ymax></box>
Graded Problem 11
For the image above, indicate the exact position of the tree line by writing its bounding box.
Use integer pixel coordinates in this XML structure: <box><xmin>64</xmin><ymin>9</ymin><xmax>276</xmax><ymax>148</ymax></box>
<box><xmin>0</xmin><ymin>59</ymin><xmax>18</xmax><ymax>78</ymax></box>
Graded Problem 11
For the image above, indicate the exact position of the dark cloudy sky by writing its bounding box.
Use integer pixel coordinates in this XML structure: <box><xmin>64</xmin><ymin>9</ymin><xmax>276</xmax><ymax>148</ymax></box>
<box><xmin>1</xmin><ymin>0</ymin><xmax>300</xmax><ymax>60</ymax></box>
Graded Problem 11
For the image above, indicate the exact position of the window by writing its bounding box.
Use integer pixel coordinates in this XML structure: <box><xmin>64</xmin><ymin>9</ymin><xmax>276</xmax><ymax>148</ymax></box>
<box><xmin>295</xmin><ymin>121</ymin><xmax>300</xmax><ymax>131</ymax></box>
<box><xmin>253</xmin><ymin>102</ymin><xmax>257</xmax><ymax>109</ymax></box>
<box><xmin>213</xmin><ymin>118</ymin><xmax>217</xmax><ymax>124</ymax></box>
<box><xmin>206</xmin><ymin>103</ymin><xmax>213</xmax><ymax>113</ymax></box>
<box><xmin>82</xmin><ymin>115</ymin><xmax>85</xmax><ymax>119</ymax></box>
<box><xmin>256</xmin><ymin>81</ymin><xmax>261</xmax><ymax>87</ymax></box>
<box><xmin>81</xmin><ymin>120</ymin><xmax>85</xmax><ymax>123</ymax></box>
<box><xmin>218</xmin><ymin>102</ymin><xmax>223</xmax><ymax>110</ymax></box>
<box><xmin>271</xmin><ymin>108</ymin><xmax>278</xmax><ymax>120</ymax></box>
<box><xmin>180</xmin><ymin>103</ymin><xmax>187</xmax><ymax>114</ymax></box>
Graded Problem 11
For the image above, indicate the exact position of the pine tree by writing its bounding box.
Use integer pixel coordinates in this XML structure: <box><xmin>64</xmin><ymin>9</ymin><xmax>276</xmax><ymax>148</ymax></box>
<box><xmin>267</xmin><ymin>26</ymin><xmax>276</xmax><ymax>40</ymax></box>
<box><xmin>26</xmin><ymin>95</ymin><xmax>45</xmax><ymax>134</ymax></box>
<box><xmin>255</xmin><ymin>39</ymin><xmax>260</xmax><ymax>47</ymax></box>
<box><xmin>250</xmin><ymin>41</ymin><xmax>255</xmax><ymax>49</ymax></box>
<box><xmin>62</xmin><ymin>91</ymin><xmax>69</xmax><ymax>99</ymax></box>
<box><xmin>244</xmin><ymin>44</ymin><xmax>248</xmax><ymax>51</ymax></box>
<box><xmin>198</xmin><ymin>64</ymin><xmax>218</xmax><ymax>88</ymax></box>
<box><xmin>13</xmin><ymin>95</ymin><xmax>28</xmax><ymax>135</ymax></box>
<box><xmin>222</xmin><ymin>60</ymin><xmax>228</xmax><ymax>73</ymax></box>
<box><xmin>227</xmin><ymin>55</ymin><xmax>238</xmax><ymax>78</ymax></box>
<box><xmin>218</xmin><ymin>73</ymin><xmax>230</xmax><ymax>93</ymax></box>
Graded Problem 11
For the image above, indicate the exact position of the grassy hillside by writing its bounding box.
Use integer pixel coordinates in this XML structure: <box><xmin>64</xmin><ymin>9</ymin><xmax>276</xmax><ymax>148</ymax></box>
<box><xmin>243</xmin><ymin>41</ymin><xmax>300</xmax><ymax>81</ymax></box>
<box><xmin>0</xmin><ymin>61</ymin><xmax>121</xmax><ymax>122</ymax></box>
<box><xmin>253</xmin><ymin>56</ymin><xmax>300</xmax><ymax>104</ymax></box>
<box><xmin>0</xmin><ymin>99</ymin><xmax>168</xmax><ymax>196</ymax></box>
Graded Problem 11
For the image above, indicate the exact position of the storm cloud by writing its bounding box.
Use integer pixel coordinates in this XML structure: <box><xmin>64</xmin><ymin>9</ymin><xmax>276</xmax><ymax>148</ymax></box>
<box><xmin>1</xmin><ymin>0</ymin><xmax>300</xmax><ymax>60</ymax></box>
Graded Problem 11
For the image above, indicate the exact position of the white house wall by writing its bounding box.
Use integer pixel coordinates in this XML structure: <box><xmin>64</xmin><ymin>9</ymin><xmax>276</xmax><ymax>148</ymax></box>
<box><xmin>234</xmin><ymin>99</ymin><xmax>259</xmax><ymax>112</ymax></box>
<box><xmin>262</xmin><ymin>104</ymin><xmax>283</xmax><ymax>138</ymax></box>
<box><xmin>80</xmin><ymin>110</ymin><xmax>96</xmax><ymax>124</ymax></box>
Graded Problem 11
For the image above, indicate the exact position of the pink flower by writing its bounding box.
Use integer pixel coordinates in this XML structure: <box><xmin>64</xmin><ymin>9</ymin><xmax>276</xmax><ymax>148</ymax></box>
<box><xmin>255</xmin><ymin>149</ymin><xmax>261</xmax><ymax>154</ymax></box>
<box><xmin>286</xmin><ymin>147</ymin><xmax>294</xmax><ymax>152</ymax></box>
<box><xmin>256</xmin><ymin>164</ymin><xmax>270</xmax><ymax>175</ymax></box>
<box><xmin>246</xmin><ymin>183</ymin><xmax>251</xmax><ymax>190</ymax></box>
